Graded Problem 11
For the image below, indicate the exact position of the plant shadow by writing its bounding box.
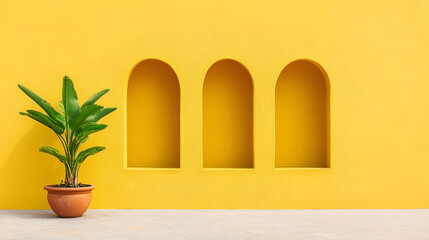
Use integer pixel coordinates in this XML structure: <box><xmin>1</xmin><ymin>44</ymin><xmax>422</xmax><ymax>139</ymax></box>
<box><xmin>0</xmin><ymin>124</ymin><xmax>63</xmax><ymax>209</ymax></box>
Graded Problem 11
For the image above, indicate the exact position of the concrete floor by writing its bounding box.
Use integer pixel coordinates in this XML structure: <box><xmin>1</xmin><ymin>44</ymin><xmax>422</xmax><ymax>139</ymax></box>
<box><xmin>0</xmin><ymin>210</ymin><xmax>428</xmax><ymax>240</ymax></box>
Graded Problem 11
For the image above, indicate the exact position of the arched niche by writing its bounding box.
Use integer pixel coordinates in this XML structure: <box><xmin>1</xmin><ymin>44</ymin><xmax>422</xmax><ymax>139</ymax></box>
<box><xmin>203</xmin><ymin>59</ymin><xmax>254</xmax><ymax>168</ymax></box>
<box><xmin>127</xmin><ymin>59</ymin><xmax>180</xmax><ymax>168</ymax></box>
<box><xmin>275</xmin><ymin>59</ymin><xmax>329</xmax><ymax>168</ymax></box>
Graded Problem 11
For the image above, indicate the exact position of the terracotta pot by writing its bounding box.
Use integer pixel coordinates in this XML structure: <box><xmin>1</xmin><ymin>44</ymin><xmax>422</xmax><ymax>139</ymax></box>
<box><xmin>44</xmin><ymin>184</ymin><xmax>95</xmax><ymax>218</ymax></box>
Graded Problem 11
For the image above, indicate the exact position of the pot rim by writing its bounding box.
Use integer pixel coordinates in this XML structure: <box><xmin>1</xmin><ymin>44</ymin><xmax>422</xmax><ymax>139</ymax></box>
<box><xmin>44</xmin><ymin>184</ymin><xmax>95</xmax><ymax>193</ymax></box>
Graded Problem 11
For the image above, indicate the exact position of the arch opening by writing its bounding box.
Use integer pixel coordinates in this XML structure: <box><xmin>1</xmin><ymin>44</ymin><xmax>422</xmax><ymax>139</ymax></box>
<box><xmin>203</xmin><ymin>59</ymin><xmax>254</xmax><ymax>168</ymax></box>
<box><xmin>127</xmin><ymin>59</ymin><xmax>180</xmax><ymax>168</ymax></box>
<box><xmin>275</xmin><ymin>59</ymin><xmax>329</xmax><ymax>168</ymax></box>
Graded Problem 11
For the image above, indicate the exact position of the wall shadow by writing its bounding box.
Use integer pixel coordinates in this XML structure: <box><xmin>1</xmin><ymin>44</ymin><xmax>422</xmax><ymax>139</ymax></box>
<box><xmin>1</xmin><ymin>124</ymin><xmax>62</xmax><ymax>209</ymax></box>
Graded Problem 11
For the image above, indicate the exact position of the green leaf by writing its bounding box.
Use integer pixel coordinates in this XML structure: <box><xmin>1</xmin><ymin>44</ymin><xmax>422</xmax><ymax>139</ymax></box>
<box><xmin>74</xmin><ymin>122</ymin><xmax>100</xmax><ymax>136</ymax></box>
<box><xmin>80</xmin><ymin>137</ymin><xmax>88</xmax><ymax>144</ymax></box>
<box><xmin>20</xmin><ymin>111</ymin><xmax>65</xmax><ymax>134</ymax></box>
<box><xmin>26</xmin><ymin>110</ymin><xmax>65</xmax><ymax>132</ymax></box>
<box><xmin>81</xmin><ymin>89</ymin><xmax>110</xmax><ymax>109</ymax></box>
<box><xmin>18</xmin><ymin>84</ymin><xmax>65</xmax><ymax>128</ymax></box>
<box><xmin>59</xmin><ymin>100</ymin><xmax>65</xmax><ymax>118</ymax></box>
<box><xmin>77</xmin><ymin>123</ymin><xmax>107</xmax><ymax>139</ymax></box>
<box><xmin>76</xmin><ymin>146</ymin><xmax>105</xmax><ymax>163</ymax></box>
<box><xmin>39</xmin><ymin>146</ymin><xmax>66</xmax><ymax>163</ymax></box>
<box><xmin>62</xmin><ymin>76</ymin><xmax>80</xmax><ymax>124</ymax></box>
<box><xmin>69</xmin><ymin>104</ymin><xmax>103</xmax><ymax>130</ymax></box>
<box><xmin>83</xmin><ymin>107</ymin><xmax>117</xmax><ymax>124</ymax></box>
<box><xmin>74</xmin><ymin>122</ymin><xmax>91</xmax><ymax>136</ymax></box>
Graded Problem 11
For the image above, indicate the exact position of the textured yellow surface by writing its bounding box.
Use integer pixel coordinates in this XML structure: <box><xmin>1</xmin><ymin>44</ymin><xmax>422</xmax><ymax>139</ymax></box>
<box><xmin>0</xmin><ymin>0</ymin><xmax>428</xmax><ymax>209</ymax></box>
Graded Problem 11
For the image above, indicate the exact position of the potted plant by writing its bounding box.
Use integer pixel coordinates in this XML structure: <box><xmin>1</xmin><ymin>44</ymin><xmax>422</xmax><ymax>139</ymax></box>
<box><xmin>18</xmin><ymin>76</ymin><xmax>116</xmax><ymax>217</ymax></box>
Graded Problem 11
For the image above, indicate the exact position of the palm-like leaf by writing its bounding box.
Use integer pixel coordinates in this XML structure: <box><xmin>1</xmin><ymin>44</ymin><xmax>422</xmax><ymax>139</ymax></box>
<box><xmin>74</xmin><ymin>122</ymin><xmax>107</xmax><ymax>138</ymax></box>
<box><xmin>81</xmin><ymin>89</ymin><xmax>110</xmax><ymax>109</ymax></box>
<box><xmin>39</xmin><ymin>146</ymin><xmax>66</xmax><ymax>163</ymax></box>
<box><xmin>18</xmin><ymin>84</ymin><xmax>65</xmax><ymax>127</ymax></box>
<box><xmin>62</xmin><ymin>76</ymin><xmax>80</xmax><ymax>125</ymax></box>
<box><xmin>76</xmin><ymin>146</ymin><xmax>105</xmax><ymax>163</ymax></box>
<box><xmin>27</xmin><ymin>110</ymin><xmax>65</xmax><ymax>133</ymax></box>
<box><xmin>59</xmin><ymin>100</ymin><xmax>65</xmax><ymax>118</ymax></box>
<box><xmin>69</xmin><ymin>104</ymin><xmax>103</xmax><ymax>130</ymax></box>
<box><xmin>19</xmin><ymin>111</ymin><xmax>64</xmax><ymax>134</ymax></box>
<box><xmin>77</xmin><ymin>124</ymin><xmax>107</xmax><ymax>139</ymax></box>
<box><xmin>83</xmin><ymin>107</ymin><xmax>117</xmax><ymax>124</ymax></box>
<box><xmin>80</xmin><ymin>137</ymin><xmax>88</xmax><ymax>144</ymax></box>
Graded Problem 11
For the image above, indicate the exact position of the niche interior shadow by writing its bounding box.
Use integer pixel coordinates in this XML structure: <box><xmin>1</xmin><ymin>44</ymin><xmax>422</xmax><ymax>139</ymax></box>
<box><xmin>127</xmin><ymin>59</ymin><xmax>180</xmax><ymax>168</ymax></box>
<box><xmin>275</xmin><ymin>59</ymin><xmax>329</xmax><ymax>168</ymax></box>
<box><xmin>203</xmin><ymin>59</ymin><xmax>254</xmax><ymax>168</ymax></box>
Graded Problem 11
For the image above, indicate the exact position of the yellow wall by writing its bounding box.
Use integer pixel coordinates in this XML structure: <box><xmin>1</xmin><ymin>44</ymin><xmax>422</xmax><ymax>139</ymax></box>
<box><xmin>0</xmin><ymin>0</ymin><xmax>428</xmax><ymax>209</ymax></box>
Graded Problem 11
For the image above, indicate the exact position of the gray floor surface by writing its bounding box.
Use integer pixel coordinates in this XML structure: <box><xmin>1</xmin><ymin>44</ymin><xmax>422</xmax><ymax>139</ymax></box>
<box><xmin>0</xmin><ymin>209</ymin><xmax>428</xmax><ymax>240</ymax></box>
